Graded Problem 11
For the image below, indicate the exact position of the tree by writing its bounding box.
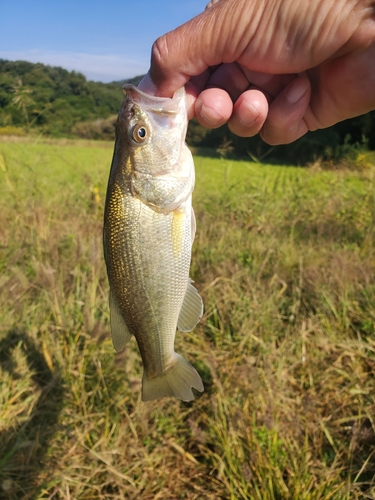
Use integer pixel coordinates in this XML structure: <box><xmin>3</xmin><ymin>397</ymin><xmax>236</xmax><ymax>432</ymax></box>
<box><xmin>12</xmin><ymin>78</ymin><xmax>34</xmax><ymax>129</ymax></box>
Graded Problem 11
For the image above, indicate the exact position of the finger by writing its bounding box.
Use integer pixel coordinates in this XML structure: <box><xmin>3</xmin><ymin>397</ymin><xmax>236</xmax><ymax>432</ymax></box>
<box><xmin>227</xmin><ymin>89</ymin><xmax>269</xmax><ymax>137</ymax></box>
<box><xmin>185</xmin><ymin>69</ymin><xmax>214</xmax><ymax>120</ymax></box>
<box><xmin>261</xmin><ymin>75</ymin><xmax>311</xmax><ymax>145</ymax></box>
<box><xmin>186</xmin><ymin>63</ymin><xmax>249</xmax><ymax>120</ymax></box>
<box><xmin>307</xmin><ymin>44</ymin><xmax>375</xmax><ymax>129</ymax></box>
<box><xmin>195</xmin><ymin>88</ymin><xmax>233</xmax><ymax>128</ymax></box>
<box><xmin>204</xmin><ymin>62</ymin><xmax>250</xmax><ymax>101</ymax></box>
<box><xmin>240</xmin><ymin>68</ymin><xmax>296</xmax><ymax>98</ymax></box>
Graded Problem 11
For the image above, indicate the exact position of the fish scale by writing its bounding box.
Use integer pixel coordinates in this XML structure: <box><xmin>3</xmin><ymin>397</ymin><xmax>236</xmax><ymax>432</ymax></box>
<box><xmin>103</xmin><ymin>84</ymin><xmax>204</xmax><ymax>402</ymax></box>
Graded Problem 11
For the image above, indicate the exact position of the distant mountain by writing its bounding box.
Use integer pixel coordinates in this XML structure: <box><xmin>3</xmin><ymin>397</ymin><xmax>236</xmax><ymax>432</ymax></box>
<box><xmin>1</xmin><ymin>59</ymin><xmax>374</xmax><ymax>164</ymax></box>
<box><xmin>0</xmin><ymin>59</ymin><xmax>144</xmax><ymax>137</ymax></box>
<box><xmin>111</xmin><ymin>75</ymin><xmax>145</xmax><ymax>87</ymax></box>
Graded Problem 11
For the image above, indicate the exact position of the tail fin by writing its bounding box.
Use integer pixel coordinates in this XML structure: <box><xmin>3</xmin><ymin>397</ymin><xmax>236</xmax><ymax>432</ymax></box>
<box><xmin>142</xmin><ymin>353</ymin><xmax>204</xmax><ymax>402</ymax></box>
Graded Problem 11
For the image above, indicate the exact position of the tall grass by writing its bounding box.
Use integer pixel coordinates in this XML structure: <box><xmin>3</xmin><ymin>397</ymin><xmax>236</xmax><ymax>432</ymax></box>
<box><xmin>0</xmin><ymin>139</ymin><xmax>375</xmax><ymax>499</ymax></box>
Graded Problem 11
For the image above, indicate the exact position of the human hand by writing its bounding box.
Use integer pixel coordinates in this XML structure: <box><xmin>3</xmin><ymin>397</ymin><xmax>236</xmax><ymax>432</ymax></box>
<box><xmin>140</xmin><ymin>0</ymin><xmax>375</xmax><ymax>145</ymax></box>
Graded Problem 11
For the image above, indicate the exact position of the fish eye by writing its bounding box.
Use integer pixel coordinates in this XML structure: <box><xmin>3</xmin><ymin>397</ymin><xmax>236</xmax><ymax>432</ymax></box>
<box><xmin>132</xmin><ymin>124</ymin><xmax>148</xmax><ymax>143</ymax></box>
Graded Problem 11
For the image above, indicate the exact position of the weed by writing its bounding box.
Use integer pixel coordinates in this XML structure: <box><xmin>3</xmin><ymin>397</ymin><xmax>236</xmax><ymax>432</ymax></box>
<box><xmin>0</xmin><ymin>139</ymin><xmax>374</xmax><ymax>498</ymax></box>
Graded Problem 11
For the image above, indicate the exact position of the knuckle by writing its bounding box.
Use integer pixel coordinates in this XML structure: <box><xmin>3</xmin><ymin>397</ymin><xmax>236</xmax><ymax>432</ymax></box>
<box><xmin>151</xmin><ymin>36</ymin><xmax>170</xmax><ymax>71</ymax></box>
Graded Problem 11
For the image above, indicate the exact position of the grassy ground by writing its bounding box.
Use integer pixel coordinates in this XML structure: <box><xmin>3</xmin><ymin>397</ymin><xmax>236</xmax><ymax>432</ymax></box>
<box><xmin>0</xmin><ymin>138</ymin><xmax>375</xmax><ymax>499</ymax></box>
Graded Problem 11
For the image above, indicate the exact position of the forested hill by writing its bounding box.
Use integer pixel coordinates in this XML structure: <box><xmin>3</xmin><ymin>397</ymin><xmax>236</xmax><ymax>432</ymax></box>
<box><xmin>0</xmin><ymin>59</ymin><xmax>143</xmax><ymax>137</ymax></box>
<box><xmin>1</xmin><ymin>59</ymin><xmax>375</xmax><ymax>164</ymax></box>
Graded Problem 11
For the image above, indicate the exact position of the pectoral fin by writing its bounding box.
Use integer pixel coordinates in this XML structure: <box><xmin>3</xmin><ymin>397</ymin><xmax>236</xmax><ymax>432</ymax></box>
<box><xmin>177</xmin><ymin>280</ymin><xmax>204</xmax><ymax>332</ymax></box>
<box><xmin>109</xmin><ymin>290</ymin><xmax>133</xmax><ymax>351</ymax></box>
<box><xmin>191</xmin><ymin>206</ymin><xmax>196</xmax><ymax>242</ymax></box>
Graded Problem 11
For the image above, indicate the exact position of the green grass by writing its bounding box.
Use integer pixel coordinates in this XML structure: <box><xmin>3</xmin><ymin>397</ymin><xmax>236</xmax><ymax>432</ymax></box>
<box><xmin>1</xmin><ymin>138</ymin><xmax>375</xmax><ymax>499</ymax></box>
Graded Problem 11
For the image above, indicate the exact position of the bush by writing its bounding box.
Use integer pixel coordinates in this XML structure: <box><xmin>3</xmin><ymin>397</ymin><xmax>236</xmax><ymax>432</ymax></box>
<box><xmin>71</xmin><ymin>115</ymin><xmax>117</xmax><ymax>140</ymax></box>
<box><xmin>0</xmin><ymin>126</ymin><xmax>26</xmax><ymax>136</ymax></box>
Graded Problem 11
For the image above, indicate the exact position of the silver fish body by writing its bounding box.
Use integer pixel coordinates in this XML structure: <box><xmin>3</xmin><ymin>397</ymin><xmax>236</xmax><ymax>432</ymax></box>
<box><xmin>103</xmin><ymin>84</ymin><xmax>204</xmax><ymax>402</ymax></box>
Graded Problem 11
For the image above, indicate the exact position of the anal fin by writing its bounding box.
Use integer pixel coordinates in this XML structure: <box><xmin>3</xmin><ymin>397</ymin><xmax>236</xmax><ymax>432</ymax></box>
<box><xmin>109</xmin><ymin>290</ymin><xmax>133</xmax><ymax>352</ymax></box>
<box><xmin>177</xmin><ymin>280</ymin><xmax>204</xmax><ymax>332</ymax></box>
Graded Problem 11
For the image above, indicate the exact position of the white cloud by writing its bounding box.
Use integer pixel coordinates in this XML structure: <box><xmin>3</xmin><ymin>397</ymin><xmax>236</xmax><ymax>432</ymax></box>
<box><xmin>0</xmin><ymin>50</ymin><xmax>149</xmax><ymax>82</ymax></box>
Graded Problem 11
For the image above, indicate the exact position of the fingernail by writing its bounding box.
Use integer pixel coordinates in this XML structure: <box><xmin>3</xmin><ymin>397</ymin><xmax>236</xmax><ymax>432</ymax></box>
<box><xmin>286</xmin><ymin>79</ymin><xmax>308</xmax><ymax>104</ymax></box>
<box><xmin>237</xmin><ymin>100</ymin><xmax>259</xmax><ymax>127</ymax></box>
<box><xmin>199</xmin><ymin>104</ymin><xmax>223</xmax><ymax>125</ymax></box>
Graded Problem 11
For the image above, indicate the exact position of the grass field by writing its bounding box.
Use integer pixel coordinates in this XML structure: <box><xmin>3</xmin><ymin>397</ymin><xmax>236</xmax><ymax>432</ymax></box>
<box><xmin>0</xmin><ymin>138</ymin><xmax>375</xmax><ymax>499</ymax></box>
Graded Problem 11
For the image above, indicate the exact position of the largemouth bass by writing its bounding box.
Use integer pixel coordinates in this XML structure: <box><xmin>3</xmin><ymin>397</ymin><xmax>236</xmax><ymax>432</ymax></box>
<box><xmin>103</xmin><ymin>84</ymin><xmax>204</xmax><ymax>402</ymax></box>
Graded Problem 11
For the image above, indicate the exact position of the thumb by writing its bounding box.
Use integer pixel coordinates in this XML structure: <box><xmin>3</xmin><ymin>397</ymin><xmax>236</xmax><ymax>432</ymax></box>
<box><xmin>148</xmin><ymin>0</ymin><xmax>249</xmax><ymax>97</ymax></box>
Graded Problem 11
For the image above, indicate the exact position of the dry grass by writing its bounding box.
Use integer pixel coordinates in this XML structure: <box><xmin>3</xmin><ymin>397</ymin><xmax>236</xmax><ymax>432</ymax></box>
<box><xmin>0</xmin><ymin>141</ymin><xmax>375</xmax><ymax>499</ymax></box>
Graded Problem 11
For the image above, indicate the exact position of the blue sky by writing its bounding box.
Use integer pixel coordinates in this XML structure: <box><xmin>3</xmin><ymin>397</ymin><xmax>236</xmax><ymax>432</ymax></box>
<box><xmin>0</xmin><ymin>0</ymin><xmax>204</xmax><ymax>82</ymax></box>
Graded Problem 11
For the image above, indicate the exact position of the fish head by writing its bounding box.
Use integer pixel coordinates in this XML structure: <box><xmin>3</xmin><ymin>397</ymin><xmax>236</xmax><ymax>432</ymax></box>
<box><xmin>116</xmin><ymin>84</ymin><xmax>189</xmax><ymax>177</ymax></box>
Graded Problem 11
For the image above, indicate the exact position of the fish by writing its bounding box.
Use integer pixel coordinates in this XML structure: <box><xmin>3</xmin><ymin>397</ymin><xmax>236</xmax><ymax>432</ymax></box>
<box><xmin>103</xmin><ymin>84</ymin><xmax>204</xmax><ymax>402</ymax></box>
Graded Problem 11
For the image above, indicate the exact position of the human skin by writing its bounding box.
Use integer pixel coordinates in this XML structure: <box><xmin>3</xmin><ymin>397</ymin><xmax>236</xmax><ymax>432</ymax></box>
<box><xmin>140</xmin><ymin>0</ymin><xmax>375</xmax><ymax>145</ymax></box>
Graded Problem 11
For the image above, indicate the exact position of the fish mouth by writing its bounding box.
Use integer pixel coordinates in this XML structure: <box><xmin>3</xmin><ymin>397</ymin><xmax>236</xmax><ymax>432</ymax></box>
<box><xmin>122</xmin><ymin>84</ymin><xmax>184</xmax><ymax>116</ymax></box>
